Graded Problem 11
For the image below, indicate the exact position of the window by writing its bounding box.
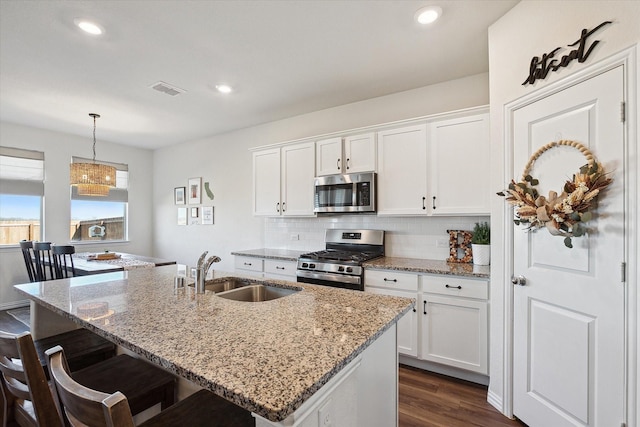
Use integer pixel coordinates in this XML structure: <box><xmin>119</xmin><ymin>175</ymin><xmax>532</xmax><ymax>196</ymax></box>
<box><xmin>0</xmin><ymin>147</ymin><xmax>44</xmax><ymax>245</ymax></box>
<box><xmin>70</xmin><ymin>157</ymin><xmax>128</xmax><ymax>242</ymax></box>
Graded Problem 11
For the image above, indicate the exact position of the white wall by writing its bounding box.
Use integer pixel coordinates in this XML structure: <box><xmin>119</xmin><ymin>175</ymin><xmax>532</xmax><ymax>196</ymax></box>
<box><xmin>0</xmin><ymin>122</ymin><xmax>154</xmax><ymax>308</ymax></box>
<box><xmin>153</xmin><ymin>73</ymin><xmax>490</xmax><ymax>271</ymax></box>
<box><xmin>487</xmin><ymin>0</ymin><xmax>639</xmax><ymax>421</ymax></box>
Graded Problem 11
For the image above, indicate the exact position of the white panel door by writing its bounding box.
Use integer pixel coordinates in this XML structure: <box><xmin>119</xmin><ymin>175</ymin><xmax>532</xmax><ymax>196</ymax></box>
<box><xmin>512</xmin><ymin>66</ymin><xmax>625</xmax><ymax>427</ymax></box>
<box><xmin>344</xmin><ymin>132</ymin><xmax>376</xmax><ymax>173</ymax></box>
<box><xmin>366</xmin><ymin>287</ymin><xmax>418</xmax><ymax>357</ymax></box>
<box><xmin>316</xmin><ymin>137</ymin><xmax>343</xmax><ymax>176</ymax></box>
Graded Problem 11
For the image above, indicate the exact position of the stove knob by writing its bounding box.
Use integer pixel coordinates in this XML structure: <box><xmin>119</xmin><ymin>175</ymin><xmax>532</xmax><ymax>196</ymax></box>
<box><xmin>301</xmin><ymin>263</ymin><xmax>309</xmax><ymax>268</ymax></box>
<box><xmin>346</xmin><ymin>267</ymin><xmax>353</xmax><ymax>273</ymax></box>
<box><xmin>309</xmin><ymin>263</ymin><xmax>316</xmax><ymax>269</ymax></box>
<box><xmin>338</xmin><ymin>266</ymin><xmax>344</xmax><ymax>272</ymax></box>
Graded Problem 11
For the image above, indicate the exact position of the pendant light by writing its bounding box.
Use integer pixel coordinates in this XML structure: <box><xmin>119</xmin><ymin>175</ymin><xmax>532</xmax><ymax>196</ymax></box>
<box><xmin>70</xmin><ymin>113</ymin><xmax>116</xmax><ymax>196</ymax></box>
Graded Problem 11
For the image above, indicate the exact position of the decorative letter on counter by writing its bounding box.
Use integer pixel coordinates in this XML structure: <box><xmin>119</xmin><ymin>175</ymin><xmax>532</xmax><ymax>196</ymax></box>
<box><xmin>522</xmin><ymin>21</ymin><xmax>612</xmax><ymax>86</ymax></box>
<box><xmin>447</xmin><ymin>230</ymin><xmax>473</xmax><ymax>263</ymax></box>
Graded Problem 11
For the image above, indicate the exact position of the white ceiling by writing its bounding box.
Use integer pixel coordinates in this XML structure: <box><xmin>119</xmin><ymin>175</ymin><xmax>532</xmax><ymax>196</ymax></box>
<box><xmin>0</xmin><ymin>0</ymin><xmax>518</xmax><ymax>150</ymax></box>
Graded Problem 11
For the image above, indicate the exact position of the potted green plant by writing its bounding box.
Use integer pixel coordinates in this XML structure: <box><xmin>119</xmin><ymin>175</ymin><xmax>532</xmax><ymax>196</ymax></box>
<box><xmin>471</xmin><ymin>222</ymin><xmax>491</xmax><ymax>265</ymax></box>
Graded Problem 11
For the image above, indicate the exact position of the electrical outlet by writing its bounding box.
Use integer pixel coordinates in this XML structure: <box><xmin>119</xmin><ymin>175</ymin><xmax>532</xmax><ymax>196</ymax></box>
<box><xmin>436</xmin><ymin>239</ymin><xmax>449</xmax><ymax>248</ymax></box>
<box><xmin>290</xmin><ymin>233</ymin><xmax>299</xmax><ymax>241</ymax></box>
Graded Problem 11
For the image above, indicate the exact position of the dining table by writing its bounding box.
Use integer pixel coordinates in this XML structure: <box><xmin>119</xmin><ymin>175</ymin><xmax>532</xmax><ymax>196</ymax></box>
<box><xmin>70</xmin><ymin>252</ymin><xmax>176</xmax><ymax>276</ymax></box>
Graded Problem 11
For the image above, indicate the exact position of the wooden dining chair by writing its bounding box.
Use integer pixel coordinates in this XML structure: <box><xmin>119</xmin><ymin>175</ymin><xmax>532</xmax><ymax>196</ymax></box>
<box><xmin>18</xmin><ymin>240</ymin><xmax>37</xmax><ymax>283</ymax></box>
<box><xmin>51</xmin><ymin>245</ymin><xmax>76</xmax><ymax>279</ymax></box>
<box><xmin>1</xmin><ymin>331</ymin><xmax>177</xmax><ymax>427</ymax></box>
<box><xmin>47</xmin><ymin>345</ymin><xmax>256</xmax><ymax>427</ymax></box>
<box><xmin>32</xmin><ymin>242</ymin><xmax>54</xmax><ymax>282</ymax></box>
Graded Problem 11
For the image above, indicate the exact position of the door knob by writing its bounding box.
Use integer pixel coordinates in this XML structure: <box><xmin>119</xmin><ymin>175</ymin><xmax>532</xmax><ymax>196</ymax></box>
<box><xmin>511</xmin><ymin>275</ymin><xmax>526</xmax><ymax>286</ymax></box>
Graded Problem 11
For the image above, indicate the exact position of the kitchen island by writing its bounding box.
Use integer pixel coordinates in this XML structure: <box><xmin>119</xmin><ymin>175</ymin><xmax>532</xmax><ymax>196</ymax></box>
<box><xmin>14</xmin><ymin>265</ymin><xmax>412</xmax><ymax>425</ymax></box>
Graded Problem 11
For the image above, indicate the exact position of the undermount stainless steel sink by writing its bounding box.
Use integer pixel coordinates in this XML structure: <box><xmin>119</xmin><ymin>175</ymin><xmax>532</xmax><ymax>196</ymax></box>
<box><xmin>216</xmin><ymin>284</ymin><xmax>299</xmax><ymax>302</ymax></box>
<box><xmin>188</xmin><ymin>277</ymin><xmax>256</xmax><ymax>293</ymax></box>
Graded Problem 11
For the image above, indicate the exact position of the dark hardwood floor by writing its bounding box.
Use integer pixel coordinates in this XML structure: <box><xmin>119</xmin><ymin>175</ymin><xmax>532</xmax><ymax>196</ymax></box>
<box><xmin>2</xmin><ymin>309</ymin><xmax>524</xmax><ymax>426</ymax></box>
<box><xmin>399</xmin><ymin>365</ymin><xmax>526</xmax><ymax>427</ymax></box>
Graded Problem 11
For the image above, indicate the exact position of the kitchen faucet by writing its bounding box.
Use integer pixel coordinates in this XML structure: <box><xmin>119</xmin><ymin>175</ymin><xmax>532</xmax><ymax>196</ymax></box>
<box><xmin>195</xmin><ymin>252</ymin><xmax>222</xmax><ymax>293</ymax></box>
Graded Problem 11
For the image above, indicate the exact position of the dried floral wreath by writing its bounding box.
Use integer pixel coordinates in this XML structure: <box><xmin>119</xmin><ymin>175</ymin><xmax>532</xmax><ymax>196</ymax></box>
<box><xmin>497</xmin><ymin>140</ymin><xmax>612</xmax><ymax>248</ymax></box>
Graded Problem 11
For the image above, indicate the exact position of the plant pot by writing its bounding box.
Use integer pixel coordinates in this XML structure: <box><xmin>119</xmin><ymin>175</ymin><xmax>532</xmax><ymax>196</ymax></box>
<box><xmin>472</xmin><ymin>244</ymin><xmax>490</xmax><ymax>266</ymax></box>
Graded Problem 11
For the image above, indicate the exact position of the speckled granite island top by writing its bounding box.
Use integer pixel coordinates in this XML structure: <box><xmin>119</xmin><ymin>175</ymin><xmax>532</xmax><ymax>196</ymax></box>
<box><xmin>231</xmin><ymin>248</ymin><xmax>308</xmax><ymax>261</ymax></box>
<box><xmin>364</xmin><ymin>257</ymin><xmax>490</xmax><ymax>279</ymax></box>
<box><xmin>14</xmin><ymin>265</ymin><xmax>412</xmax><ymax>422</ymax></box>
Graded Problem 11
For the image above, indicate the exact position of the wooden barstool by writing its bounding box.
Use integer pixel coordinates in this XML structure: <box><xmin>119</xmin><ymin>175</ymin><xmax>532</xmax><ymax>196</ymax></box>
<box><xmin>47</xmin><ymin>345</ymin><xmax>256</xmax><ymax>427</ymax></box>
<box><xmin>51</xmin><ymin>245</ymin><xmax>76</xmax><ymax>279</ymax></box>
<box><xmin>0</xmin><ymin>331</ymin><xmax>177</xmax><ymax>426</ymax></box>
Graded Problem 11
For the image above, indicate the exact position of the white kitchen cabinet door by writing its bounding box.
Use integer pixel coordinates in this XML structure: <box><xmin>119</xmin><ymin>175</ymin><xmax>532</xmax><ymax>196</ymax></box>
<box><xmin>366</xmin><ymin>287</ymin><xmax>418</xmax><ymax>357</ymax></box>
<box><xmin>376</xmin><ymin>124</ymin><xmax>428</xmax><ymax>215</ymax></box>
<box><xmin>428</xmin><ymin>112</ymin><xmax>490</xmax><ymax>215</ymax></box>
<box><xmin>252</xmin><ymin>148</ymin><xmax>281</xmax><ymax>216</ymax></box>
<box><xmin>315</xmin><ymin>137</ymin><xmax>343</xmax><ymax>176</ymax></box>
<box><xmin>420</xmin><ymin>294</ymin><xmax>488</xmax><ymax>374</ymax></box>
<box><xmin>344</xmin><ymin>133</ymin><xmax>376</xmax><ymax>173</ymax></box>
<box><xmin>281</xmin><ymin>142</ymin><xmax>315</xmax><ymax>216</ymax></box>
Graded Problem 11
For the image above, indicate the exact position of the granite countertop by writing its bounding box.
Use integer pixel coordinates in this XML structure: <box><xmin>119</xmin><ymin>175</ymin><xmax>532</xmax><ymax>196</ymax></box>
<box><xmin>230</xmin><ymin>248</ymin><xmax>308</xmax><ymax>261</ymax></box>
<box><xmin>364</xmin><ymin>257</ymin><xmax>490</xmax><ymax>279</ymax></box>
<box><xmin>14</xmin><ymin>265</ymin><xmax>412</xmax><ymax>422</ymax></box>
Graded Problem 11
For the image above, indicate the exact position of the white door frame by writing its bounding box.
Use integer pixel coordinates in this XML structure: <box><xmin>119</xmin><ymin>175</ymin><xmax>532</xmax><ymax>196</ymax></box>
<box><xmin>501</xmin><ymin>45</ymin><xmax>638</xmax><ymax>425</ymax></box>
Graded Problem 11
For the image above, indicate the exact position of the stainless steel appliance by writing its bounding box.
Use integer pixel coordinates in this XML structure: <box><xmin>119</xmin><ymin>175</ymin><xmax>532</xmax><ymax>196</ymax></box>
<box><xmin>313</xmin><ymin>172</ymin><xmax>376</xmax><ymax>213</ymax></box>
<box><xmin>296</xmin><ymin>229</ymin><xmax>384</xmax><ymax>291</ymax></box>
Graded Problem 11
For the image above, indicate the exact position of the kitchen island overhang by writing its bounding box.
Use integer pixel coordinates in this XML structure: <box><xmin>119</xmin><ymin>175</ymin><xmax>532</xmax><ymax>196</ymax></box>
<box><xmin>14</xmin><ymin>265</ymin><xmax>413</xmax><ymax>424</ymax></box>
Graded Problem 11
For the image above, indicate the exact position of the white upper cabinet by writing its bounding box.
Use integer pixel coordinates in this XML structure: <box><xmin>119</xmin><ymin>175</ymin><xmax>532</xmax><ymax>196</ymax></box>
<box><xmin>281</xmin><ymin>142</ymin><xmax>315</xmax><ymax>216</ymax></box>
<box><xmin>427</xmin><ymin>112</ymin><xmax>490</xmax><ymax>215</ymax></box>
<box><xmin>316</xmin><ymin>133</ymin><xmax>376</xmax><ymax>176</ymax></box>
<box><xmin>252</xmin><ymin>148</ymin><xmax>281</xmax><ymax>216</ymax></box>
<box><xmin>344</xmin><ymin>133</ymin><xmax>376</xmax><ymax>174</ymax></box>
<box><xmin>376</xmin><ymin>124</ymin><xmax>428</xmax><ymax>215</ymax></box>
<box><xmin>252</xmin><ymin>142</ymin><xmax>315</xmax><ymax>217</ymax></box>
<box><xmin>315</xmin><ymin>137</ymin><xmax>343</xmax><ymax>176</ymax></box>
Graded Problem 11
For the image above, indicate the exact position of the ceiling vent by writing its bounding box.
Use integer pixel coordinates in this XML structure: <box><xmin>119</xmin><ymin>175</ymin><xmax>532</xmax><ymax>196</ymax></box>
<box><xmin>149</xmin><ymin>81</ymin><xmax>186</xmax><ymax>96</ymax></box>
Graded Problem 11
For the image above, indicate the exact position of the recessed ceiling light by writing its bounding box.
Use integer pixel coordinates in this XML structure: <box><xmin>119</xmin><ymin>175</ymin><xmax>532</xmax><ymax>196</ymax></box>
<box><xmin>215</xmin><ymin>84</ymin><xmax>233</xmax><ymax>94</ymax></box>
<box><xmin>415</xmin><ymin>6</ymin><xmax>442</xmax><ymax>25</ymax></box>
<box><xmin>74</xmin><ymin>18</ymin><xmax>104</xmax><ymax>35</ymax></box>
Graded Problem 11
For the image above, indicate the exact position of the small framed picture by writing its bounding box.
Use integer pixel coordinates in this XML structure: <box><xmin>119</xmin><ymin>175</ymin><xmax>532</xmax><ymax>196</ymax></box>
<box><xmin>191</xmin><ymin>207</ymin><xmax>199</xmax><ymax>218</ymax></box>
<box><xmin>202</xmin><ymin>206</ymin><xmax>214</xmax><ymax>225</ymax></box>
<box><xmin>188</xmin><ymin>177</ymin><xmax>201</xmax><ymax>204</ymax></box>
<box><xmin>174</xmin><ymin>187</ymin><xmax>186</xmax><ymax>205</ymax></box>
<box><xmin>177</xmin><ymin>208</ymin><xmax>187</xmax><ymax>225</ymax></box>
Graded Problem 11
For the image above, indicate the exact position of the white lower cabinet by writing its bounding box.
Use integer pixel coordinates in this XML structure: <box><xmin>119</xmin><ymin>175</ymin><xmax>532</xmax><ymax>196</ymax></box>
<box><xmin>365</xmin><ymin>268</ymin><xmax>489</xmax><ymax>377</ymax></box>
<box><xmin>234</xmin><ymin>256</ymin><xmax>264</xmax><ymax>277</ymax></box>
<box><xmin>263</xmin><ymin>259</ymin><xmax>297</xmax><ymax>280</ymax></box>
<box><xmin>420</xmin><ymin>274</ymin><xmax>489</xmax><ymax>375</ymax></box>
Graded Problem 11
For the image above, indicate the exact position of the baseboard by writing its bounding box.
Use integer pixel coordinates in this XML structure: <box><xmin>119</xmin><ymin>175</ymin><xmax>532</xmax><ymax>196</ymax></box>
<box><xmin>0</xmin><ymin>300</ymin><xmax>30</xmax><ymax>311</ymax></box>
<box><xmin>487</xmin><ymin>389</ymin><xmax>503</xmax><ymax>413</ymax></box>
<box><xmin>399</xmin><ymin>355</ymin><xmax>490</xmax><ymax>386</ymax></box>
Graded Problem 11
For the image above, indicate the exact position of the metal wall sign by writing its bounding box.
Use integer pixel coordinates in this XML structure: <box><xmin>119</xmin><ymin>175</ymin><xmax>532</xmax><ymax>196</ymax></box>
<box><xmin>522</xmin><ymin>21</ymin><xmax>612</xmax><ymax>86</ymax></box>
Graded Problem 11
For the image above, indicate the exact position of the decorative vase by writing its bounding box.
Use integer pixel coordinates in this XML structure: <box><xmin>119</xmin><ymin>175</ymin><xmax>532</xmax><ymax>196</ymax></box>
<box><xmin>472</xmin><ymin>244</ymin><xmax>491</xmax><ymax>266</ymax></box>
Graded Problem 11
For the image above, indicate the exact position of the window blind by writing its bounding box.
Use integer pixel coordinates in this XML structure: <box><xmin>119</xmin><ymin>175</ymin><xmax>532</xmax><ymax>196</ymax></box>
<box><xmin>0</xmin><ymin>146</ymin><xmax>44</xmax><ymax>196</ymax></box>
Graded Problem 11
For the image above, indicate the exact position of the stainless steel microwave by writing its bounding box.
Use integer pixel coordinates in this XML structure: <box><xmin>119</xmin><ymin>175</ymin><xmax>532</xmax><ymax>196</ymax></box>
<box><xmin>313</xmin><ymin>172</ymin><xmax>376</xmax><ymax>213</ymax></box>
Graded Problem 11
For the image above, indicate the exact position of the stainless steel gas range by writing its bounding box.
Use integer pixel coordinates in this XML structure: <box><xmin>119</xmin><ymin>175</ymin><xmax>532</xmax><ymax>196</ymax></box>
<box><xmin>296</xmin><ymin>229</ymin><xmax>384</xmax><ymax>291</ymax></box>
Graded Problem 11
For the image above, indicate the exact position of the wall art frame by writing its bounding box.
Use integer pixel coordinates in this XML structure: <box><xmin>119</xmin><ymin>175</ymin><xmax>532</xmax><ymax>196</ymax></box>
<box><xmin>202</xmin><ymin>206</ymin><xmax>214</xmax><ymax>225</ymax></box>
<box><xmin>174</xmin><ymin>187</ymin><xmax>186</xmax><ymax>205</ymax></box>
<box><xmin>188</xmin><ymin>177</ymin><xmax>201</xmax><ymax>204</ymax></box>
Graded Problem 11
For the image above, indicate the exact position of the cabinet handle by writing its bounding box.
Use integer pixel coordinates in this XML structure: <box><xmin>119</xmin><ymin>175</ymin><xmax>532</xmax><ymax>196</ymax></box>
<box><xmin>276</xmin><ymin>266</ymin><xmax>285</xmax><ymax>270</ymax></box>
<box><xmin>346</xmin><ymin>158</ymin><xmax>350</xmax><ymax>170</ymax></box>
<box><xmin>244</xmin><ymin>262</ymin><xmax>252</xmax><ymax>266</ymax></box>
<box><xmin>432</xmin><ymin>196</ymin><xmax>437</xmax><ymax>210</ymax></box>
<box><xmin>423</xmin><ymin>300</ymin><xmax>427</xmax><ymax>315</ymax></box>
<box><xmin>383</xmin><ymin>278</ymin><xmax>397</xmax><ymax>282</ymax></box>
<box><xmin>413</xmin><ymin>306</ymin><xmax>417</xmax><ymax>313</ymax></box>
<box><xmin>445</xmin><ymin>284</ymin><xmax>462</xmax><ymax>290</ymax></box>
<box><xmin>282</xmin><ymin>202</ymin><xmax>286</xmax><ymax>212</ymax></box>
<box><xmin>276</xmin><ymin>202</ymin><xmax>280</xmax><ymax>213</ymax></box>
<box><xmin>337</xmin><ymin>158</ymin><xmax>341</xmax><ymax>170</ymax></box>
<box><xmin>422</xmin><ymin>197</ymin><xmax>426</xmax><ymax>210</ymax></box>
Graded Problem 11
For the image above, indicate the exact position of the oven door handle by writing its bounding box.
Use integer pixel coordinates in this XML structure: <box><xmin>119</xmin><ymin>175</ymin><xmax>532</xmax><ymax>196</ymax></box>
<box><xmin>296</xmin><ymin>270</ymin><xmax>362</xmax><ymax>285</ymax></box>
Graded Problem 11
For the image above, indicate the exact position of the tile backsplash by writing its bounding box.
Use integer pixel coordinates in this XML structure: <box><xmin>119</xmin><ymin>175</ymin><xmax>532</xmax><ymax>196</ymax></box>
<box><xmin>264</xmin><ymin>215</ymin><xmax>489</xmax><ymax>260</ymax></box>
